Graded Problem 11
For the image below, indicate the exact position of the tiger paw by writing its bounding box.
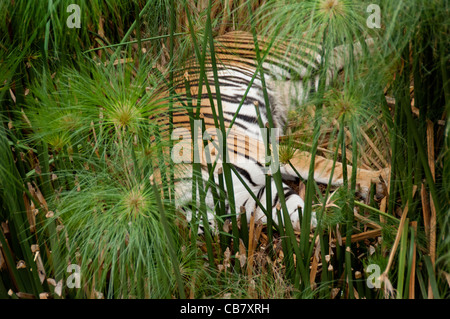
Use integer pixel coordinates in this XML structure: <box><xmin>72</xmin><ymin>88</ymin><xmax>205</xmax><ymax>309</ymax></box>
<box><xmin>357</xmin><ymin>167</ymin><xmax>390</xmax><ymax>200</ymax></box>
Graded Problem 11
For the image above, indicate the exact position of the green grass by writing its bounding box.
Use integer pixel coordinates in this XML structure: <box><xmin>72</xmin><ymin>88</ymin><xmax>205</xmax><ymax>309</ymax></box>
<box><xmin>0</xmin><ymin>0</ymin><xmax>448</xmax><ymax>299</ymax></box>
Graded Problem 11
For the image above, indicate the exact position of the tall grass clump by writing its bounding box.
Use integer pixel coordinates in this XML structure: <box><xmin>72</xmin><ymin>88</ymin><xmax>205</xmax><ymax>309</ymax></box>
<box><xmin>256</xmin><ymin>0</ymin><xmax>449</xmax><ymax>298</ymax></box>
<box><xmin>25</xmin><ymin>60</ymin><xmax>189</xmax><ymax>298</ymax></box>
<box><xmin>0</xmin><ymin>0</ymin><xmax>191</xmax><ymax>298</ymax></box>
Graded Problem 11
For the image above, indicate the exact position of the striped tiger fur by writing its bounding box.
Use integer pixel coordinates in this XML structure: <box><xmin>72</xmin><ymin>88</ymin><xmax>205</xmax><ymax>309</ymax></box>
<box><xmin>157</xmin><ymin>31</ymin><xmax>388</xmax><ymax>232</ymax></box>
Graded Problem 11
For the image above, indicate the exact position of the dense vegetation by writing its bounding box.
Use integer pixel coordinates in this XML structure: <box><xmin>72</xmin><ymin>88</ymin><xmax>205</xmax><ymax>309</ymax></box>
<box><xmin>0</xmin><ymin>0</ymin><xmax>448</xmax><ymax>299</ymax></box>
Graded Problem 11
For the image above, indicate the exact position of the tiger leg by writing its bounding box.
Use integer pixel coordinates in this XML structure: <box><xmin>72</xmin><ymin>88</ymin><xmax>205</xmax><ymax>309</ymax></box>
<box><xmin>283</xmin><ymin>150</ymin><xmax>389</xmax><ymax>199</ymax></box>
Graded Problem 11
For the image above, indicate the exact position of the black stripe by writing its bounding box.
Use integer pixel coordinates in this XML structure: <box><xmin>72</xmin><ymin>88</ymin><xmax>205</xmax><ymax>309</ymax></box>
<box><xmin>200</xmin><ymin>112</ymin><xmax>249</xmax><ymax>131</ymax></box>
<box><xmin>198</xmin><ymin>92</ymin><xmax>265</xmax><ymax>108</ymax></box>
<box><xmin>284</xmin><ymin>189</ymin><xmax>298</xmax><ymax>200</ymax></box>
<box><xmin>224</xmin><ymin>111</ymin><xmax>257</xmax><ymax>125</ymax></box>
<box><xmin>257</xmin><ymin>186</ymin><xmax>266</xmax><ymax>201</ymax></box>
<box><xmin>232</xmin><ymin>164</ymin><xmax>258</xmax><ymax>187</ymax></box>
<box><xmin>220</xmin><ymin>76</ymin><xmax>263</xmax><ymax>90</ymax></box>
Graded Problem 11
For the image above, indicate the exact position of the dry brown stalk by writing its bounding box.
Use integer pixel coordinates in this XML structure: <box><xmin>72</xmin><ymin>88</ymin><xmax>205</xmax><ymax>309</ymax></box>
<box><xmin>409</xmin><ymin>221</ymin><xmax>417</xmax><ymax>299</ymax></box>
<box><xmin>426</xmin><ymin>119</ymin><xmax>436</xmax><ymax>299</ymax></box>
<box><xmin>247</xmin><ymin>209</ymin><xmax>256</xmax><ymax>277</ymax></box>
<box><xmin>341</xmin><ymin>229</ymin><xmax>382</xmax><ymax>244</ymax></box>
<box><xmin>379</xmin><ymin>186</ymin><xmax>417</xmax><ymax>297</ymax></box>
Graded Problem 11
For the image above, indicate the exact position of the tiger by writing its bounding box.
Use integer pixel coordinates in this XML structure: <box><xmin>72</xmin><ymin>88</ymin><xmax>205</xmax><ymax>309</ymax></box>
<box><xmin>155</xmin><ymin>31</ymin><xmax>389</xmax><ymax>233</ymax></box>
